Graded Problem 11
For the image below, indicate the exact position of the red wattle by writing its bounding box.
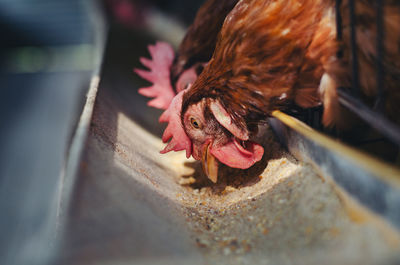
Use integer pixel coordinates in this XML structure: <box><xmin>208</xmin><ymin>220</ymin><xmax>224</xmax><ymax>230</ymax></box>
<box><xmin>210</xmin><ymin>140</ymin><xmax>264</xmax><ymax>169</ymax></box>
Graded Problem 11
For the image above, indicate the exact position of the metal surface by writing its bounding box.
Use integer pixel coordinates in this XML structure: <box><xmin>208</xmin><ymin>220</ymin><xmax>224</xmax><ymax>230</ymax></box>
<box><xmin>375</xmin><ymin>0</ymin><xmax>385</xmax><ymax>110</ymax></box>
<box><xmin>271</xmin><ymin>111</ymin><xmax>400</xmax><ymax>229</ymax></box>
<box><xmin>348</xmin><ymin>0</ymin><xmax>360</xmax><ymax>96</ymax></box>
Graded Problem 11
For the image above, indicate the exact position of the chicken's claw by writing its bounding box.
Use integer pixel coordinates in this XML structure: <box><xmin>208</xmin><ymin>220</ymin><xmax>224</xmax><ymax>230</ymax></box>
<box><xmin>134</xmin><ymin>42</ymin><xmax>176</xmax><ymax>110</ymax></box>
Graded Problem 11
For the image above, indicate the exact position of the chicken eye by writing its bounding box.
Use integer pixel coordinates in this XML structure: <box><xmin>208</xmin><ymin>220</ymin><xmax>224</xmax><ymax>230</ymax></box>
<box><xmin>190</xmin><ymin>117</ymin><xmax>201</xmax><ymax>129</ymax></box>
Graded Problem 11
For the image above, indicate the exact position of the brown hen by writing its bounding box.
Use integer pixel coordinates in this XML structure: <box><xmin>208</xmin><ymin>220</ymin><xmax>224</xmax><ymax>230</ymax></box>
<box><xmin>137</xmin><ymin>0</ymin><xmax>400</xmax><ymax>182</ymax></box>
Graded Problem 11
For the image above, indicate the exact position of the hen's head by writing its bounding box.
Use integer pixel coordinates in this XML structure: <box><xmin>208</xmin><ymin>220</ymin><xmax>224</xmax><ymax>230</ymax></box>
<box><xmin>180</xmin><ymin>87</ymin><xmax>264</xmax><ymax>182</ymax></box>
<box><xmin>160</xmin><ymin>87</ymin><xmax>264</xmax><ymax>183</ymax></box>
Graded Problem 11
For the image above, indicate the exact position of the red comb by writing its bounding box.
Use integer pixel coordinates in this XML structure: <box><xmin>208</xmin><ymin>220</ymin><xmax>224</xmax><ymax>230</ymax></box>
<box><xmin>159</xmin><ymin>90</ymin><xmax>192</xmax><ymax>158</ymax></box>
<box><xmin>134</xmin><ymin>42</ymin><xmax>175</xmax><ymax>110</ymax></box>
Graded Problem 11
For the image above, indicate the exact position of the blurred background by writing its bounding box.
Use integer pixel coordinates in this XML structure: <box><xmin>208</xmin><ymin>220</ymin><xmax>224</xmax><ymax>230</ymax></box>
<box><xmin>0</xmin><ymin>1</ymin><xmax>202</xmax><ymax>264</ymax></box>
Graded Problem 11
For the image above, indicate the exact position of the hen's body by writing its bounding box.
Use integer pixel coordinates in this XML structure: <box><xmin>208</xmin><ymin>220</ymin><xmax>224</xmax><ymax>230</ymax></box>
<box><xmin>183</xmin><ymin>0</ymin><xmax>338</xmax><ymax>133</ymax></box>
<box><xmin>170</xmin><ymin>0</ymin><xmax>239</xmax><ymax>89</ymax></box>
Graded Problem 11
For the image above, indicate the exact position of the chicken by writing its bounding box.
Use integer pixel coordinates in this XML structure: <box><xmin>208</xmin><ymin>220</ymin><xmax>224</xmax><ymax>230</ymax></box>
<box><xmin>160</xmin><ymin>0</ymin><xmax>338</xmax><ymax>182</ymax></box>
<box><xmin>137</xmin><ymin>0</ymin><xmax>400</xmax><ymax>182</ymax></box>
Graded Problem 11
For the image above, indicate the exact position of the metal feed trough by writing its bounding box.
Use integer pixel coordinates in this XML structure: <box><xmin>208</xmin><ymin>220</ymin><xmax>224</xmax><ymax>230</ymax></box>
<box><xmin>1</xmin><ymin>1</ymin><xmax>400</xmax><ymax>265</ymax></box>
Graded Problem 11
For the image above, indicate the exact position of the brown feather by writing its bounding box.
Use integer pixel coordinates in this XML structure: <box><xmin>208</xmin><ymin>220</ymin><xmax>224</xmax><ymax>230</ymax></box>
<box><xmin>182</xmin><ymin>0</ymin><xmax>400</xmax><ymax>134</ymax></box>
<box><xmin>170</xmin><ymin>0</ymin><xmax>239</xmax><ymax>86</ymax></box>
<box><xmin>183</xmin><ymin>0</ymin><xmax>338</xmax><ymax>133</ymax></box>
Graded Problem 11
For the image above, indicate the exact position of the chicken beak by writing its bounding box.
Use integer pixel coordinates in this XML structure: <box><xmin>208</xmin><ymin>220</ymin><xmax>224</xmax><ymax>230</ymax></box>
<box><xmin>202</xmin><ymin>142</ymin><xmax>219</xmax><ymax>183</ymax></box>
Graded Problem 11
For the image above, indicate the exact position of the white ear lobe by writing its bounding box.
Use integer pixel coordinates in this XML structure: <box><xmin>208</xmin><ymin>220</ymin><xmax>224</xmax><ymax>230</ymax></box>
<box><xmin>209</xmin><ymin>99</ymin><xmax>249</xmax><ymax>140</ymax></box>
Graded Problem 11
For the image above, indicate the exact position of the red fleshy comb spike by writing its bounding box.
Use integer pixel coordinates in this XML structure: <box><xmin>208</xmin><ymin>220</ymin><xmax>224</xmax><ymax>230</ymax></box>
<box><xmin>159</xmin><ymin>90</ymin><xmax>192</xmax><ymax>158</ymax></box>
<box><xmin>134</xmin><ymin>42</ymin><xmax>175</xmax><ymax>110</ymax></box>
